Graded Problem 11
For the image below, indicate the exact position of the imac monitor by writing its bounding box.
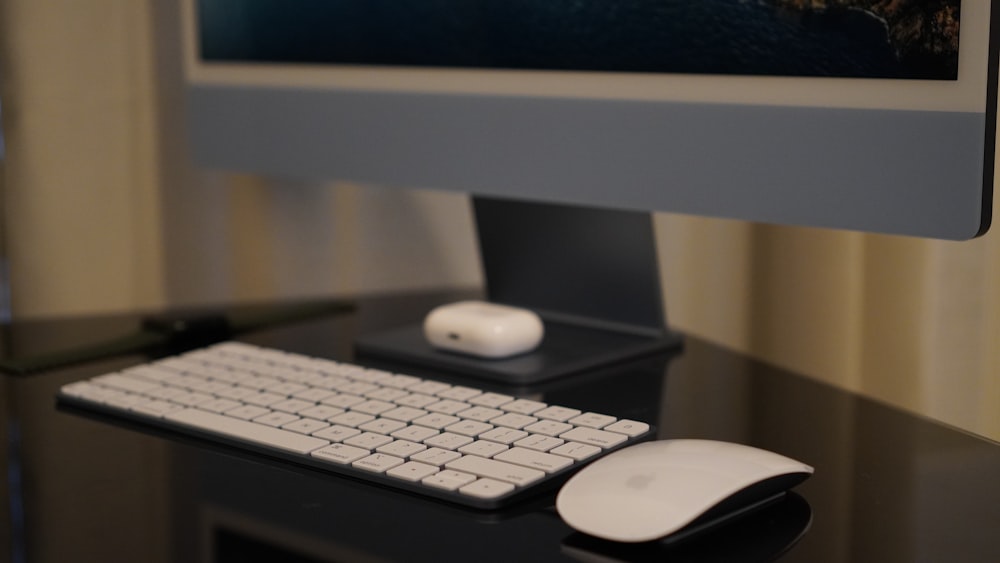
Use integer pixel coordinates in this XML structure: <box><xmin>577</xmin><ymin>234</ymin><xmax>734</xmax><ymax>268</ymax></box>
<box><xmin>182</xmin><ymin>1</ymin><xmax>998</xmax><ymax>382</ymax></box>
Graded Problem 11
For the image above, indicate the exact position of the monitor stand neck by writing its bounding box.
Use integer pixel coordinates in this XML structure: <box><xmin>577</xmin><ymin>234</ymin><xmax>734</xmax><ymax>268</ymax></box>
<box><xmin>355</xmin><ymin>197</ymin><xmax>682</xmax><ymax>385</ymax></box>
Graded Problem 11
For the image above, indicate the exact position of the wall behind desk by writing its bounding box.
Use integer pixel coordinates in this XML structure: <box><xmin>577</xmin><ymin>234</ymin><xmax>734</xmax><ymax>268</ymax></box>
<box><xmin>1</xmin><ymin>0</ymin><xmax>997</xmax><ymax>441</ymax></box>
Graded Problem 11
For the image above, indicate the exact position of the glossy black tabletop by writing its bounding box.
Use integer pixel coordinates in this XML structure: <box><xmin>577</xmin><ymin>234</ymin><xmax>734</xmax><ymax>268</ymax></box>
<box><xmin>3</xmin><ymin>291</ymin><xmax>1000</xmax><ymax>562</ymax></box>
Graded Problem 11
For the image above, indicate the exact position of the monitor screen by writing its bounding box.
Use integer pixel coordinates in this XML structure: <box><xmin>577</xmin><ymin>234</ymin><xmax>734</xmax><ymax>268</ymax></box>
<box><xmin>184</xmin><ymin>0</ymin><xmax>997</xmax><ymax>240</ymax></box>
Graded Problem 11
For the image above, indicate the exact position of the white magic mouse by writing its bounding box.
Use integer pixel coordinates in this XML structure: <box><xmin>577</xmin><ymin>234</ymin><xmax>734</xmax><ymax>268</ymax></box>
<box><xmin>556</xmin><ymin>439</ymin><xmax>813</xmax><ymax>543</ymax></box>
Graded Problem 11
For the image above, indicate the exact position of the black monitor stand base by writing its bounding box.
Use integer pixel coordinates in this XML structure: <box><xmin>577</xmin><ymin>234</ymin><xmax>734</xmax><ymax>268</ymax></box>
<box><xmin>356</xmin><ymin>321</ymin><xmax>681</xmax><ymax>385</ymax></box>
<box><xmin>356</xmin><ymin>197</ymin><xmax>683</xmax><ymax>385</ymax></box>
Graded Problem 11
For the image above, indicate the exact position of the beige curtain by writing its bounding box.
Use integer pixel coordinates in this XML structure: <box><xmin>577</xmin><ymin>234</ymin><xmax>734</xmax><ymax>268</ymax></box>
<box><xmin>2</xmin><ymin>0</ymin><xmax>998</xmax><ymax>440</ymax></box>
<box><xmin>661</xmin><ymin>214</ymin><xmax>1000</xmax><ymax>440</ymax></box>
<box><xmin>1</xmin><ymin>0</ymin><xmax>166</xmax><ymax>317</ymax></box>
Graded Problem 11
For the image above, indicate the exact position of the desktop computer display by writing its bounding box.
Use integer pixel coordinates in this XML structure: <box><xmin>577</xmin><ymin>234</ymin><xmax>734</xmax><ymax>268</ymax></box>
<box><xmin>186</xmin><ymin>0</ymin><xmax>996</xmax><ymax>240</ymax></box>
<box><xmin>181</xmin><ymin>0</ymin><xmax>998</xmax><ymax>381</ymax></box>
<box><xmin>48</xmin><ymin>2</ymin><xmax>1000</xmax><ymax>531</ymax></box>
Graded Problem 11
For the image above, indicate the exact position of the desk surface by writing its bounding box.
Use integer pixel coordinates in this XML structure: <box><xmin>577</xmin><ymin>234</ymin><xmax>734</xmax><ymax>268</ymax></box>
<box><xmin>3</xmin><ymin>291</ymin><xmax>1000</xmax><ymax>562</ymax></box>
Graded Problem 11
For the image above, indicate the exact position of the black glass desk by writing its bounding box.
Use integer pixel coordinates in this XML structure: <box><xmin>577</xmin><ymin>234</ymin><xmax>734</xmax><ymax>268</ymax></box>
<box><xmin>3</xmin><ymin>291</ymin><xmax>999</xmax><ymax>562</ymax></box>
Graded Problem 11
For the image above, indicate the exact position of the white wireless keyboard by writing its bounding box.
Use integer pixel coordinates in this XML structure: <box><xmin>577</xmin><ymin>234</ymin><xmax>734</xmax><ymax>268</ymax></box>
<box><xmin>57</xmin><ymin>342</ymin><xmax>654</xmax><ymax>508</ymax></box>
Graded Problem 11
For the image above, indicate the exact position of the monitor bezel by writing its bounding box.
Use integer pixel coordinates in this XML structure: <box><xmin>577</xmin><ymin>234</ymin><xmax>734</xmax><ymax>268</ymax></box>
<box><xmin>180</xmin><ymin>1</ymin><xmax>999</xmax><ymax>240</ymax></box>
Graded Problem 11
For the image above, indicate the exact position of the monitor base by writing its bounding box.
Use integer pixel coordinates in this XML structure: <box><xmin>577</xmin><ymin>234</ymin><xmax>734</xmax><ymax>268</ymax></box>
<box><xmin>357</xmin><ymin>198</ymin><xmax>681</xmax><ymax>385</ymax></box>
<box><xmin>355</xmin><ymin>321</ymin><xmax>682</xmax><ymax>385</ymax></box>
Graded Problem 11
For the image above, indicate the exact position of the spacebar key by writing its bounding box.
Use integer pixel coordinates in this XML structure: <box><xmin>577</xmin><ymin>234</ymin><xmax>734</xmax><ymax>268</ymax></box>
<box><xmin>164</xmin><ymin>408</ymin><xmax>330</xmax><ymax>454</ymax></box>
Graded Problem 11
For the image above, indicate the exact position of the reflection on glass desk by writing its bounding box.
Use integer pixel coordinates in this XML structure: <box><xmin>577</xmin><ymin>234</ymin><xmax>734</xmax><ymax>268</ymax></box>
<box><xmin>3</xmin><ymin>291</ymin><xmax>1000</xmax><ymax>562</ymax></box>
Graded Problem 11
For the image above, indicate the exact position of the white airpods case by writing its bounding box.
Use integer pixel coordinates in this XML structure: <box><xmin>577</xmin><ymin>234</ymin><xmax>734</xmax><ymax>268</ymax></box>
<box><xmin>423</xmin><ymin>301</ymin><xmax>544</xmax><ymax>359</ymax></box>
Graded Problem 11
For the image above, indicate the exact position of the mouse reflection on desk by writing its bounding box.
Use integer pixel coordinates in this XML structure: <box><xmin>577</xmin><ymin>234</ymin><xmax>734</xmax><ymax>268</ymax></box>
<box><xmin>556</xmin><ymin>439</ymin><xmax>814</xmax><ymax>544</ymax></box>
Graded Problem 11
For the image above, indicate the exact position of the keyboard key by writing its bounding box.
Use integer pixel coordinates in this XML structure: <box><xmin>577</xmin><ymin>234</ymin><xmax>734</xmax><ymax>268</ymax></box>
<box><xmin>131</xmin><ymin>399</ymin><xmax>186</xmax><ymax>418</ymax></box>
<box><xmin>103</xmin><ymin>392</ymin><xmax>149</xmax><ymax>410</ymax></box>
<box><xmin>142</xmin><ymin>385</ymin><xmax>189</xmax><ymax>402</ymax></box>
<box><xmin>292</xmin><ymin>388</ymin><xmax>337</xmax><ymax>403</ymax></box>
<box><xmin>225</xmin><ymin>405</ymin><xmax>271</xmax><ymax>421</ymax></box>
<box><xmin>381</xmin><ymin>374</ymin><xmax>422</xmax><ymax>389</ymax></box>
<box><xmin>391</xmin><ymin>425</ymin><xmax>440</xmax><ymax>443</ymax></box>
<box><xmin>445</xmin><ymin>420</ymin><xmax>493</xmax><ymax>437</ymax></box>
<box><xmin>408</xmin><ymin>381</ymin><xmax>452</xmax><ymax>396</ymax></box>
<box><xmin>312</xmin><ymin>424</ymin><xmax>361</xmax><ymax>443</ymax></box>
<box><xmin>352</xmin><ymin>400</ymin><xmax>397</xmax><ymax>416</ymax></box>
<box><xmin>358</xmin><ymin>418</ymin><xmax>408</xmax><ymax>435</ymax></box>
<box><xmin>297</xmin><ymin>405</ymin><xmax>345</xmax><ymax>421</ymax></box>
<box><xmin>312</xmin><ymin>443</ymin><xmax>369</xmax><ymax>464</ymax></box>
<box><xmin>458</xmin><ymin>440</ymin><xmax>509</xmax><ymax>458</ymax></box>
<box><xmin>394</xmin><ymin>393</ymin><xmax>438</xmax><ymax>408</ymax></box>
<box><xmin>337</xmin><ymin>382</ymin><xmax>380</xmax><ymax>396</ymax></box>
<box><xmin>328</xmin><ymin>411</ymin><xmax>376</xmax><ymax>428</ymax></box>
<box><xmin>494</xmin><ymin>447</ymin><xmax>573</xmax><ymax>473</ymax></box>
<box><xmin>446</xmin><ymin>455</ymin><xmax>545</xmax><ymax>487</ymax></box>
<box><xmin>313</xmin><ymin>375</ymin><xmax>350</xmax><ymax>391</ymax></box>
<box><xmin>514</xmin><ymin>434</ymin><xmax>564</xmax><ymax>452</ymax></box>
<box><xmin>423</xmin><ymin>470</ymin><xmax>477</xmax><ymax>491</ymax></box>
<box><xmin>559</xmin><ymin>426</ymin><xmax>628</xmax><ymax>448</ymax></box>
<box><xmin>501</xmin><ymin>399</ymin><xmax>547</xmax><ymax>415</ymax></box>
<box><xmin>243</xmin><ymin>392</ymin><xmax>287</xmax><ymax>407</ymax></box>
<box><xmin>352</xmin><ymin>369</ymin><xmax>396</xmax><ymax>385</ymax></box>
<box><xmin>198</xmin><ymin>398</ymin><xmax>243</xmax><ymax>414</ymax></box>
<box><xmin>381</xmin><ymin>406</ymin><xmax>428</xmax><ymax>423</ymax></box>
<box><xmin>344</xmin><ymin>432</ymin><xmax>394</xmax><ymax>450</ymax></box>
<box><xmin>460</xmin><ymin>478</ymin><xmax>515</xmax><ymax>500</ymax></box>
<box><xmin>282</xmin><ymin>418</ymin><xmax>330</xmax><ymax>435</ymax></box>
<box><xmin>411</xmin><ymin>447</ymin><xmax>462</xmax><ymax>467</ymax></box>
<box><xmin>426</xmin><ymin>399</ymin><xmax>472</xmax><ymax>415</ymax></box>
<box><xmin>424</xmin><ymin>432</ymin><xmax>474</xmax><ymax>451</ymax></box>
<box><xmin>387</xmin><ymin>461</ymin><xmax>440</xmax><ymax>482</ymax></box>
<box><xmin>533</xmin><ymin>406</ymin><xmax>582</xmax><ymax>422</ymax></box>
<box><xmin>568</xmin><ymin>412</ymin><xmax>617</xmax><ymax>429</ymax></box>
<box><xmin>549</xmin><ymin>442</ymin><xmax>602</xmax><ymax>461</ymax></box>
<box><xmin>490</xmin><ymin>413</ymin><xmax>538</xmax><ymax>430</ymax></box>
<box><xmin>437</xmin><ymin>386</ymin><xmax>483</xmax><ymax>402</ymax></box>
<box><xmin>468</xmin><ymin>392</ymin><xmax>514</xmax><ymax>408</ymax></box>
<box><xmin>377</xmin><ymin>439</ymin><xmax>427</xmax><ymax>458</ymax></box>
<box><xmin>165</xmin><ymin>408</ymin><xmax>329</xmax><ymax>454</ymax></box>
<box><xmin>413</xmin><ymin>413</ymin><xmax>461</xmax><ymax>430</ymax></box>
<box><xmin>253</xmin><ymin>411</ymin><xmax>300</xmax><ymax>428</ymax></box>
<box><xmin>604</xmin><ymin>419</ymin><xmax>651</xmax><ymax>437</ymax></box>
<box><xmin>321</xmin><ymin>394</ymin><xmax>366</xmax><ymax>409</ymax></box>
<box><xmin>214</xmin><ymin>386</ymin><xmax>259</xmax><ymax>401</ymax></box>
<box><xmin>264</xmin><ymin>381</ymin><xmax>309</xmax><ymax>396</ymax></box>
<box><xmin>524</xmin><ymin>420</ymin><xmax>574</xmax><ymax>437</ymax></box>
<box><xmin>170</xmin><ymin>391</ymin><xmax>215</xmax><ymax>407</ymax></box>
<box><xmin>364</xmin><ymin>387</ymin><xmax>410</xmax><ymax>402</ymax></box>
<box><xmin>353</xmin><ymin>453</ymin><xmax>405</xmax><ymax>474</ymax></box>
<box><xmin>478</xmin><ymin>427</ymin><xmax>529</xmax><ymax>445</ymax></box>
<box><xmin>456</xmin><ymin>406</ymin><xmax>503</xmax><ymax>422</ymax></box>
<box><xmin>271</xmin><ymin>399</ymin><xmax>316</xmax><ymax>414</ymax></box>
<box><xmin>189</xmin><ymin>380</ymin><xmax>235</xmax><ymax>396</ymax></box>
